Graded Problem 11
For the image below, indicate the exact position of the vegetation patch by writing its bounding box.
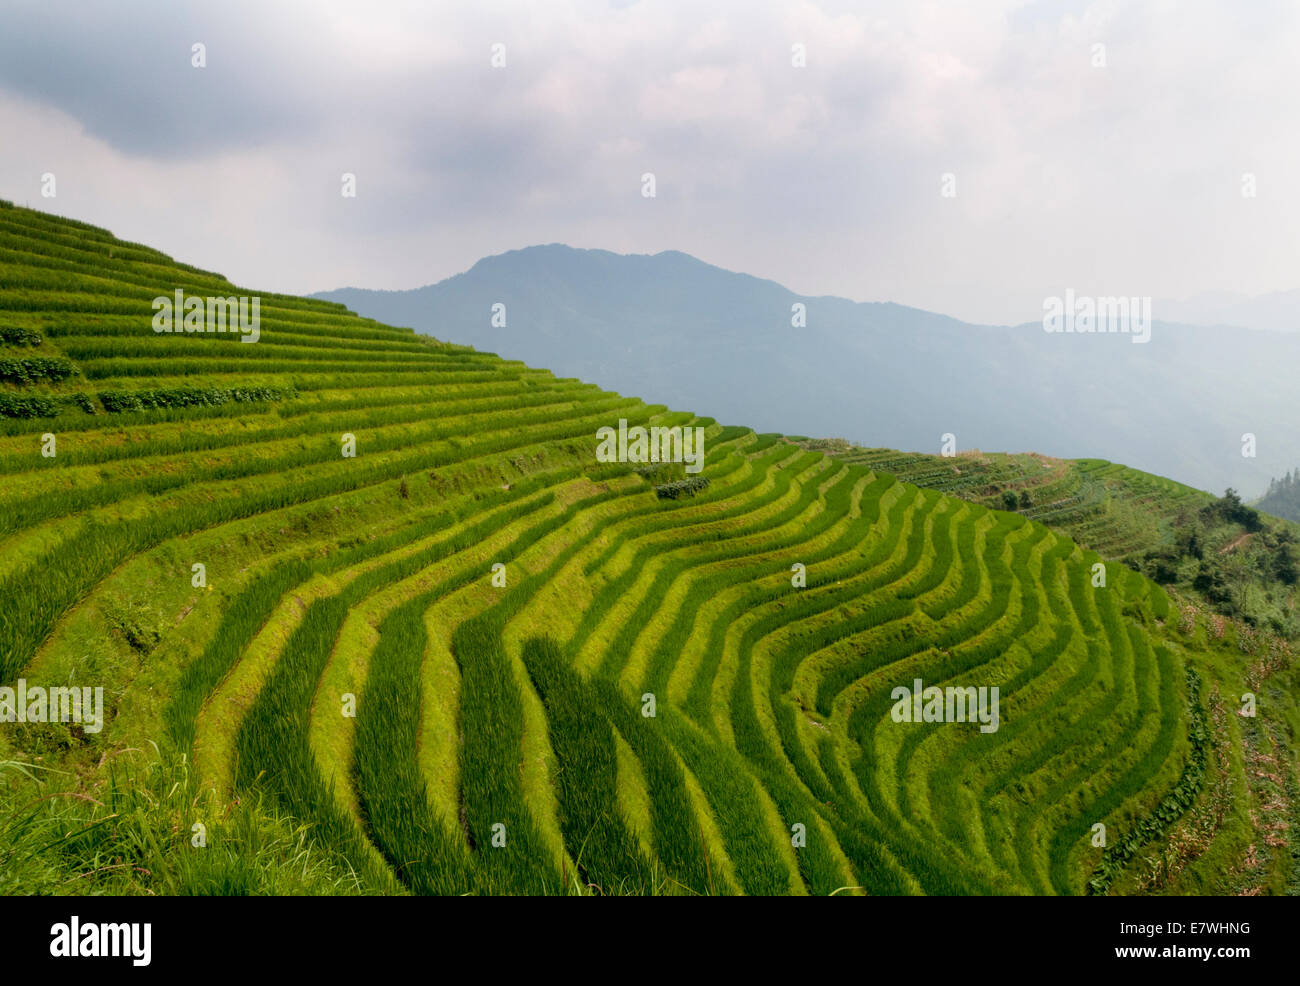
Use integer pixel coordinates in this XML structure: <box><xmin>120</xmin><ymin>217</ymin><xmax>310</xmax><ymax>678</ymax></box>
<box><xmin>0</xmin><ymin>355</ymin><xmax>78</xmax><ymax>384</ymax></box>
<box><xmin>98</xmin><ymin>385</ymin><xmax>298</xmax><ymax>413</ymax></box>
<box><xmin>0</xmin><ymin>326</ymin><xmax>43</xmax><ymax>347</ymax></box>
<box><xmin>654</xmin><ymin>476</ymin><xmax>711</xmax><ymax>500</ymax></box>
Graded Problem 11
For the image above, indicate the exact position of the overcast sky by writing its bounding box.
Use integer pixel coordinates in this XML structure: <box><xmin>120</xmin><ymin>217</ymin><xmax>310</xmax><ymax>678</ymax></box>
<box><xmin>1</xmin><ymin>0</ymin><xmax>1296</xmax><ymax>325</ymax></box>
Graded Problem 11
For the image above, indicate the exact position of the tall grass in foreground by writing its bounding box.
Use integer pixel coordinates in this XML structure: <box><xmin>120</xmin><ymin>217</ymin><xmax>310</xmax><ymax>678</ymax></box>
<box><xmin>0</xmin><ymin>748</ymin><xmax>370</xmax><ymax>896</ymax></box>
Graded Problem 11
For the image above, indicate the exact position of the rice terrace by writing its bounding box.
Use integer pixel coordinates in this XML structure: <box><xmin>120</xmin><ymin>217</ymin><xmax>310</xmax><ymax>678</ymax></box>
<box><xmin>1</xmin><ymin>199</ymin><xmax>1296</xmax><ymax>900</ymax></box>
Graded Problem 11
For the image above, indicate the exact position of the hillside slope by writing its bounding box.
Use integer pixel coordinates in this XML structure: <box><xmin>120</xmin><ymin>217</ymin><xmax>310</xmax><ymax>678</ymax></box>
<box><xmin>797</xmin><ymin>440</ymin><xmax>1300</xmax><ymax>638</ymax></box>
<box><xmin>2</xmin><ymin>201</ymin><xmax>1297</xmax><ymax>896</ymax></box>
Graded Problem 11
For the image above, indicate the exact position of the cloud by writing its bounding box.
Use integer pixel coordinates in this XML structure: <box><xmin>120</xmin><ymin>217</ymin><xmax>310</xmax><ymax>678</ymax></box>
<box><xmin>1</xmin><ymin>0</ymin><xmax>1297</xmax><ymax>323</ymax></box>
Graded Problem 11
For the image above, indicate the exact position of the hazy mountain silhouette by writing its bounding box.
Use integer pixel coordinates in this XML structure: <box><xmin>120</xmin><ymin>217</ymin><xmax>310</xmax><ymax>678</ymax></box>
<box><xmin>315</xmin><ymin>245</ymin><xmax>1300</xmax><ymax>496</ymax></box>
<box><xmin>1155</xmin><ymin>289</ymin><xmax>1300</xmax><ymax>333</ymax></box>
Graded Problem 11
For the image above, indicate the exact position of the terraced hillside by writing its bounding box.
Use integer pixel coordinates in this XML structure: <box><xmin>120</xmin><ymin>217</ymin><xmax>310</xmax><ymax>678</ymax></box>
<box><xmin>795</xmin><ymin>440</ymin><xmax>1215</xmax><ymax>561</ymax></box>
<box><xmin>796</xmin><ymin>440</ymin><xmax>1300</xmax><ymax>639</ymax></box>
<box><xmin>2</xmin><ymin>200</ymin><xmax>1297</xmax><ymax>896</ymax></box>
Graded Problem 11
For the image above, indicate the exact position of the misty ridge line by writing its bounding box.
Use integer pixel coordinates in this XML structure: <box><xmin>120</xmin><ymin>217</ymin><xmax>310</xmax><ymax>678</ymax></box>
<box><xmin>317</xmin><ymin>247</ymin><xmax>1300</xmax><ymax>362</ymax></box>
<box><xmin>317</xmin><ymin>244</ymin><xmax>1295</xmax><ymax>340</ymax></box>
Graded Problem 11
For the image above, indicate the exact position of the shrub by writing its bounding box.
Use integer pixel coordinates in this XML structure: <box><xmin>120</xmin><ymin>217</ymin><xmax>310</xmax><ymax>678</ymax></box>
<box><xmin>1202</xmin><ymin>488</ymin><xmax>1263</xmax><ymax>532</ymax></box>
<box><xmin>0</xmin><ymin>394</ymin><xmax>61</xmax><ymax>418</ymax></box>
<box><xmin>0</xmin><ymin>326</ymin><xmax>44</xmax><ymax>346</ymax></box>
<box><xmin>0</xmin><ymin>356</ymin><xmax>78</xmax><ymax>384</ymax></box>
<box><xmin>654</xmin><ymin>476</ymin><xmax>711</xmax><ymax>499</ymax></box>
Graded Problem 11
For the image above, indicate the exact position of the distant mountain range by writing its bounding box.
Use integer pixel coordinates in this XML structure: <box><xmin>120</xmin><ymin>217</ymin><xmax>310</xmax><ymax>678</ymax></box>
<box><xmin>314</xmin><ymin>246</ymin><xmax>1300</xmax><ymax>497</ymax></box>
<box><xmin>1155</xmin><ymin>290</ymin><xmax>1300</xmax><ymax>333</ymax></box>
